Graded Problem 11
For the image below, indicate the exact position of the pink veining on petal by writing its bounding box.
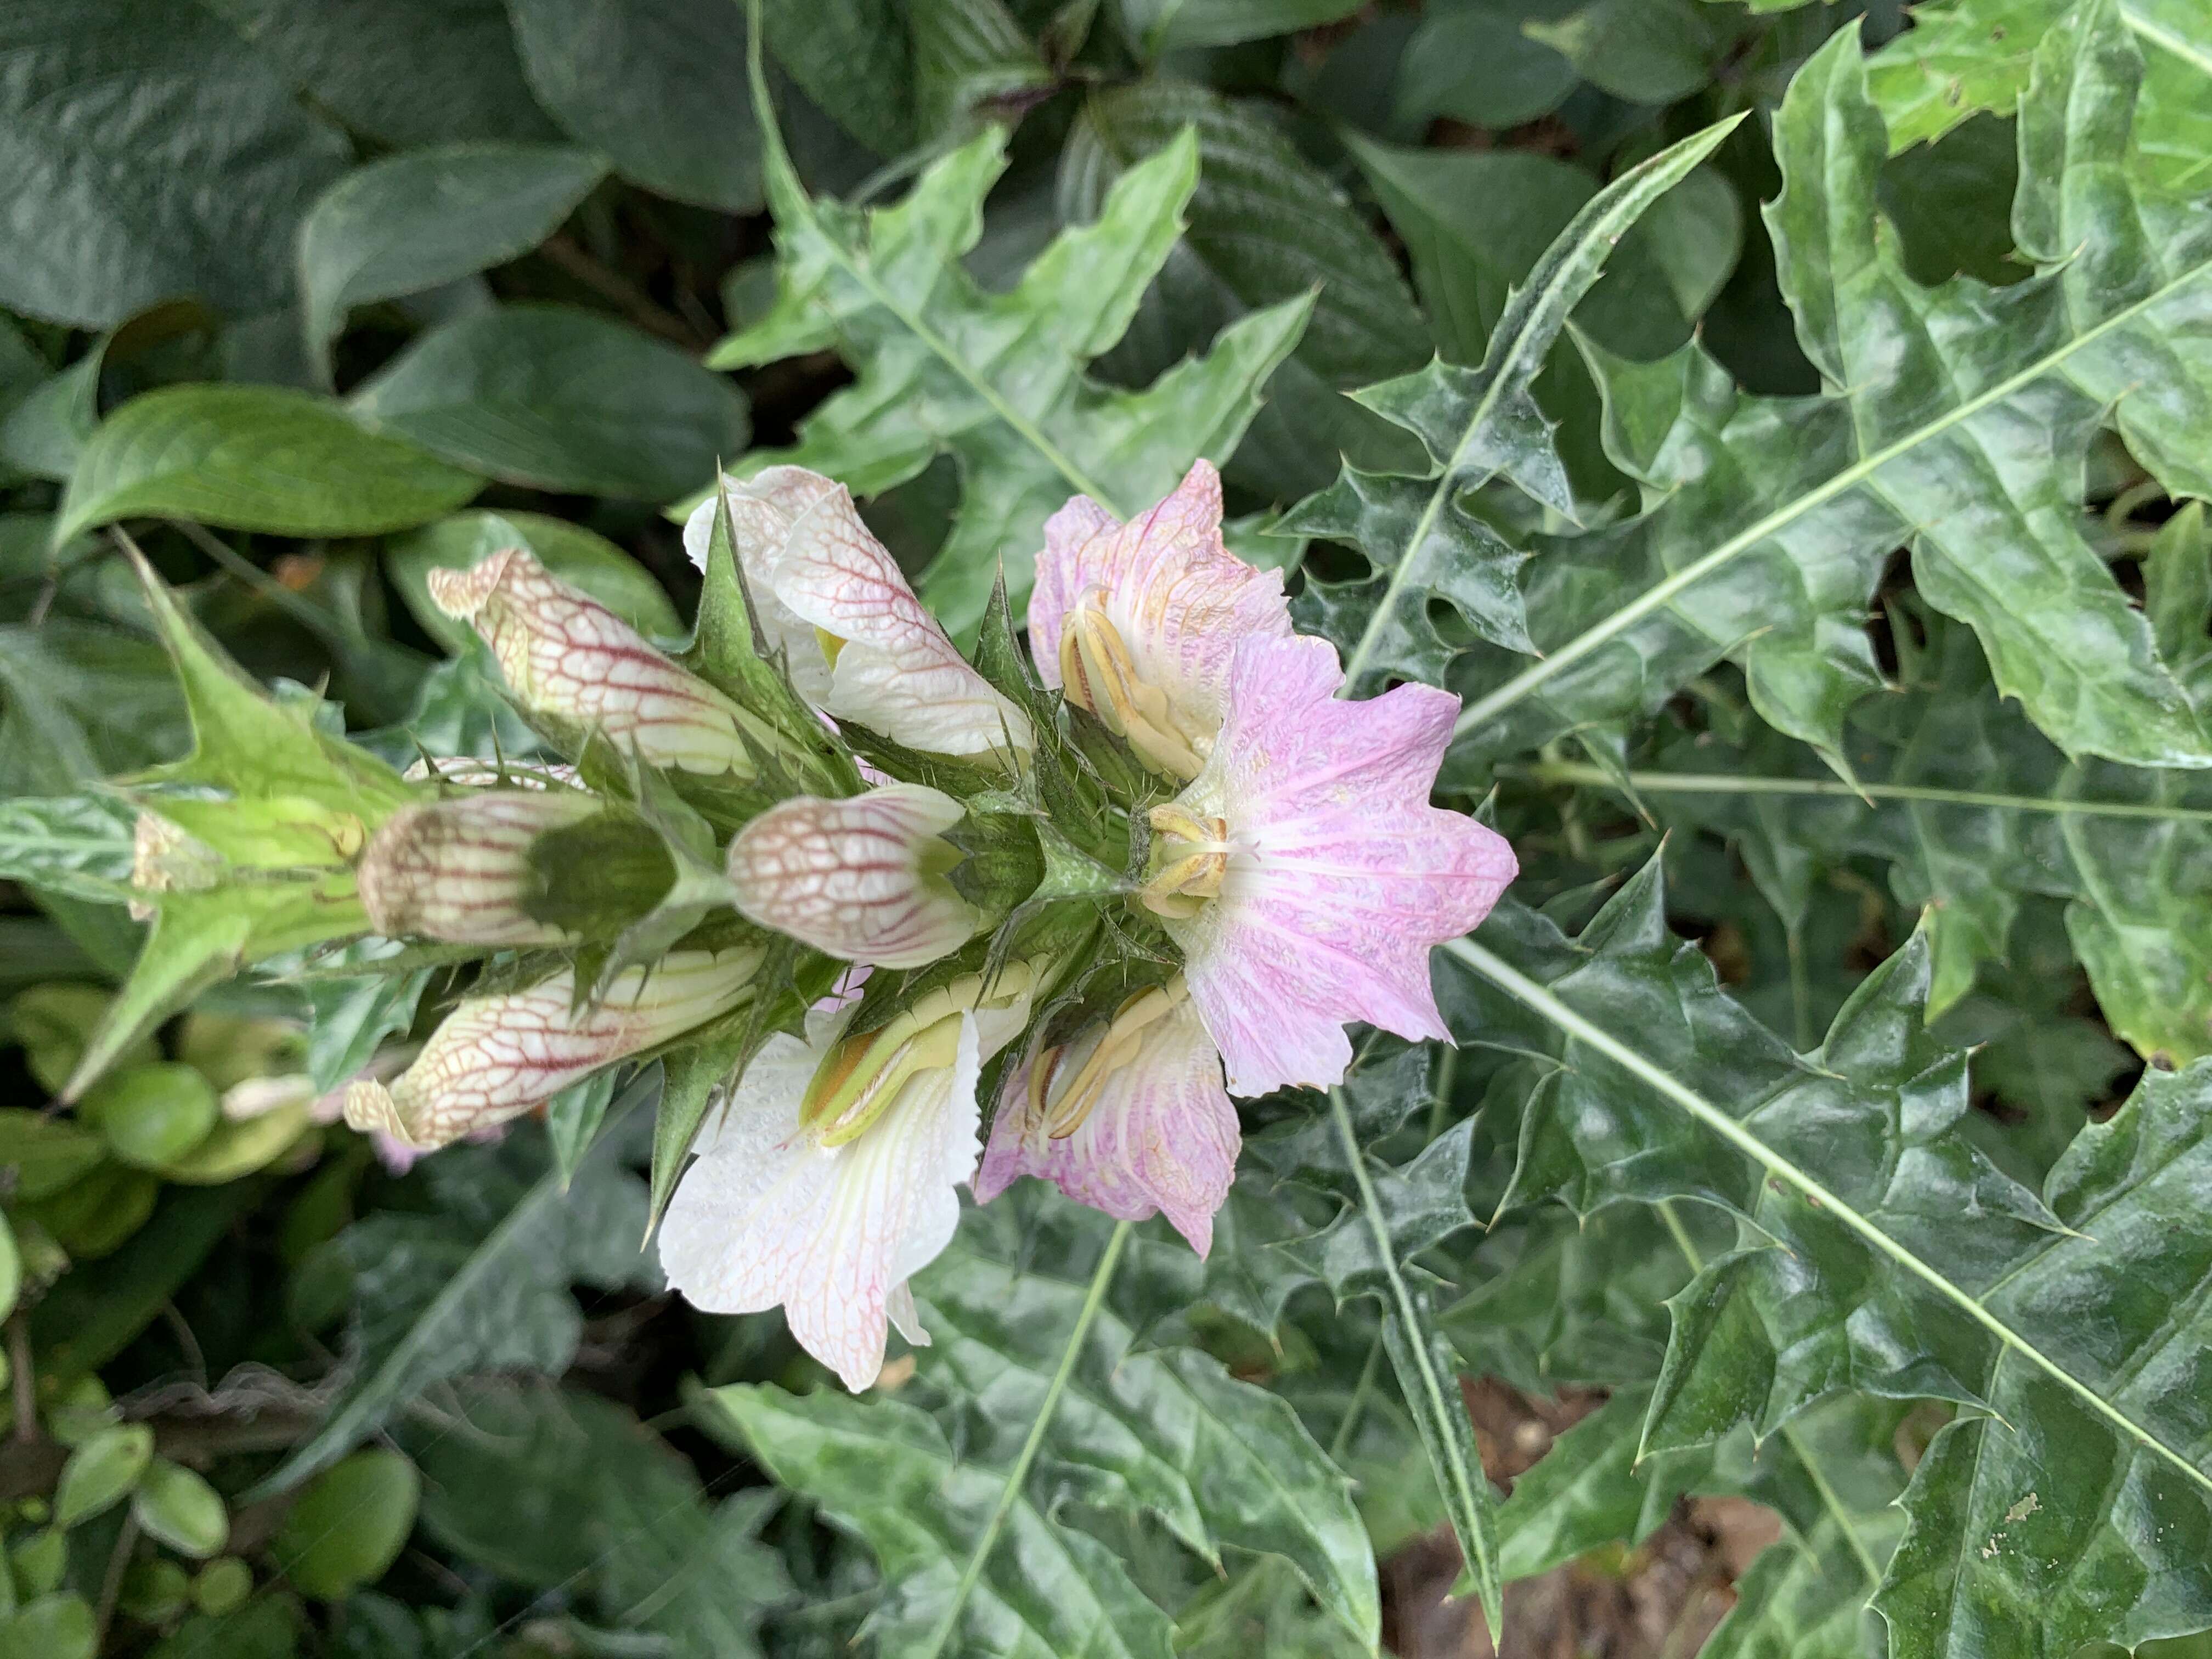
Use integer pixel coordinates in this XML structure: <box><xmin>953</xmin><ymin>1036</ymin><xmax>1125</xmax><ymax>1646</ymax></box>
<box><xmin>728</xmin><ymin>785</ymin><xmax>978</xmax><ymax>969</ymax></box>
<box><xmin>975</xmin><ymin>994</ymin><xmax>1238</xmax><ymax>1255</ymax></box>
<box><xmin>430</xmin><ymin>549</ymin><xmax>750</xmax><ymax>776</ymax></box>
<box><xmin>686</xmin><ymin>469</ymin><xmax>1028</xmax><ymax>758</ymax></box>
<box><xmin>345</xmin><ymin>947</ymin><xmax>760</xmax><ymax>1148</ymax></box>
<box><xmin>658</xmin><ymin>1012</ymin><xmax>985</xmax><ymax>1391</ymax></box>
<box><xmin>1028</xmin><ymin>460</ymin><xmax>1292</xmax><ymax>747</ymax></box>
<box><xmin>682</xmin><ymin>469</ymin><xmax>837</xmax><ymax>704</ymax></box>
<box><xmin>1165</xmin><ymin>635</ymin><xmax>1517</xmax><ymax>1097</ymax></box>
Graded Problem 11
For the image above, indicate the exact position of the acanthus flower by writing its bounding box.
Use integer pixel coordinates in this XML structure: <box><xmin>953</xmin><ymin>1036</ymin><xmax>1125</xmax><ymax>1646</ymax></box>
<box><xmin>685</xmin><ymin>469</ymin><xmax>1031</xmax><ymax>760</ymax></box>
<box><xmin>1142</xmin><ymin>635</ymin><xmax>1517</xmax><ymax>1095</ymax></box>
<box><xmin>344</xmin><ymin>946</ymin><xmax>761</xmax><ymax>1150</ymax></box>
<box><xmin>726</xmin><ymin>784</ymin><xmax>979</xmax><ymax>969</ymax></box>
<box><xmin>975</xmin><ymin>976</ymin><xmax>1236</xmax><ymax>1255</ymax></box>
<box><xmin>658</xmin><ymin>963</ymin><xmax>1039</xmax><ymax>1390</ymax></box>
<box><xmin>1029</xmin><ymin>460</ymin><xmax>1292</xmax><ymax>779</ymax></box>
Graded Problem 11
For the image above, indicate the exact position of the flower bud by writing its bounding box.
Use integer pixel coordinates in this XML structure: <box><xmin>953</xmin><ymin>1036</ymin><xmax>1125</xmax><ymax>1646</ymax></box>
<box><xmin>428</xmin><ymin>549</ymin><xmax>755</xmax><ymax>777</ymax></box>
<box><xmin>356</xmin><ymin>791</ymin><xmax>611</xmax><ymax>946</ymax></box>
<box><xmin>344</xmin><ymin>946</ymin><xmax>761</xmax><ymax>1149</ymax></box>
<box><xmin>727</xmin><ymin>785</ymin><xmax>979</xmax><ymax>969</ymax></box>
<box><xmin>798</xmin><ymin>961</ymin><xmax>1040</xmax><ymax>1147</ymax></box>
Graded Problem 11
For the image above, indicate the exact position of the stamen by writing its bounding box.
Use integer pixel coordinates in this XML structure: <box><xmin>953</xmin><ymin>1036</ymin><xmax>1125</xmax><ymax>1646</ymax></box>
<box><xmin>1060</xmin><ymin>601</ymin><xmax>1206</xmax><ymax>778</ymax></box>
<box><xmin>1137</xmin><ymin>805</ymin><xmax>1232</xmax><ymax>919</ymax></box>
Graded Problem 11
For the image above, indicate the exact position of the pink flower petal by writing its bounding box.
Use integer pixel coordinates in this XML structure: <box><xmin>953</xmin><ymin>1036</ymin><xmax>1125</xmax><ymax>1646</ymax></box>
<box><xmin>977</xmin><ymin>994</ymin><xmax>1237</xmax><ymax>1255</ymax></box>
<box><xmin>1165</xmin><ymin>636</ymin><xmax>1517</xmax><ymax>1096</ymax></box>
<box><xmin>1028</xmin><ymin>461</ymin><xmax>1292</xmax><ymax>756</ymax></box>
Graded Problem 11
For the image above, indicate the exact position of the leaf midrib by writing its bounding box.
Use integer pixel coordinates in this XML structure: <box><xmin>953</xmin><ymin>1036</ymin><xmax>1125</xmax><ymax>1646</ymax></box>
<box><xmin>1454</xmin><ymin>257</ymin><xmax>2212</xmax><ymax>741</ymax></box>
<box><xmin>1505</xmin><ymin>760</ymin><xmax>2212</xmax><ymax>822</ymax></box>
<box><xmin>915</xmin><ymin>1218</ymin><xmax>1133</xmax><ymax>1659</ymax></box>
<box><xmin>1446</xmin><ymin>936</ymin><xmax>2212</xmax><ymax>1503</ymax></box>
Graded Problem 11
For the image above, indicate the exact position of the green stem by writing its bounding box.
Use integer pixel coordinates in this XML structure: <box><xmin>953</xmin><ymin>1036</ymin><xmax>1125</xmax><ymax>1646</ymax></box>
<box><xmin>1448</xmin><ymin>938</ymin><xmax>2212</xmax><ymax>1505</ymax></box>
<box><xmin>916</xmin><ymin>1218</ymin><xmax>1133</xmax><ymax>1659</ymax></box>
<box><xmin>1329</xmin><ymin>1087</ymin><xmax>1504</xmax><ymax>1632</ymax></box>
<box><xmin>1330</xmin><ymin>1332</ymin><xmax>1388</xmax><ymax>1464</ymax></box>
<box><xmin>1501</xmin><ymin>760</ymin><xmax>2212</xmax><ymax>823</ymax></box>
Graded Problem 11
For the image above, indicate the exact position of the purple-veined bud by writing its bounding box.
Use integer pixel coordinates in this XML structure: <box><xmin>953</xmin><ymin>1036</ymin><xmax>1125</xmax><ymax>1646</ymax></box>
<box><xmin>428</xmin><ymin>549</ymin><xmax>755</xmax><ymax>776</ymax></box>
<box><xmin>356</xmin><ymin>790</ymin><xmax>609</xmax><ymax>946</ymax></box>
<box><xmin>727</xmin><ymin>784</ymin><xmax>978</xmax><ymax>969</ymax></box>
<box><xmin>343</xmin><ymin>945</ymin><xmax>761</xmax><ymax>1149</ymax></box>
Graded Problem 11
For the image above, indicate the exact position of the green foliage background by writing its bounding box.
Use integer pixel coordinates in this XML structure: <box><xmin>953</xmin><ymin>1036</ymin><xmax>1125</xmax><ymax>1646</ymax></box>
<box><xmin>2</xmin><ymin>0</ymin><xmax>2210</xmax><ymax>1655</ymax></box>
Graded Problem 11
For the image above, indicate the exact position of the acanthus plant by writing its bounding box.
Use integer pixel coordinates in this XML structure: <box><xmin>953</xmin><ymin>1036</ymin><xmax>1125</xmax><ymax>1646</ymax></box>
<box><xmin>21</xmin><ymin>1</ymin><xmax>2212</xmax><ymax>1655</ymax></box>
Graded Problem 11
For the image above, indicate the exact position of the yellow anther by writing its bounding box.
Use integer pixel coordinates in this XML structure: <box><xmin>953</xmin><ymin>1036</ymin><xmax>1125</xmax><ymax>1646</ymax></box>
<box><xmin>1032</xmin><ymin>980</ymin><xmax>1187</xmax><ymax>1139</ymax></box>
<box><xmin>1136</xmin><ymin>804</ymin><xmax>1232</xmax><ymax>919</ymax></box>
<box><xmin>1059</xmin><ymin>601</ymin><xmax>1205</xmax><ymax>779</ymax></box>
<box><xmin>798</xmin><ymin>961</ymin><xmax>1043</xmax><ymax>1147</ymax></box>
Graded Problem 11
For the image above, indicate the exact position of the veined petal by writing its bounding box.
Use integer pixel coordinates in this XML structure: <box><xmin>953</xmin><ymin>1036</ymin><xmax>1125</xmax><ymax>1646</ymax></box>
<box><xmin>1029</xmin><ymin>461</ymin><xmax>1291</xmax><ymax>773</ymax></box>
<box><xmin>345</xmin><ymin>946</ymin><xmax>760</xmax><ymax>1149</ymax></box>
<box><xmin>430</xmin><ymin>549</ymin><xmax>754</xmax><ymax>776</ymax></box>
<box><xmin>729</xmin><ymin>785</ymin><xmax>979</xmax><ymax>969</ymax></box>
<box><xmin>1164</xmin><ymin>636</ymin><xmax>1517</xmax><ymax>1096</ymax></box>
<box><xmin>689</xmin><ymin>469</ymin><xmax>1029</xmax><ymax>758</ymax></box>
<box><xmin>682</xmin><ymin>470</ymin><xmax>837</xmax><ymax>705</ymax></box>
<box><xmin>358</xmin><ymin>791</ymin><xmax>602</xmax><ymax>946</ymax></box>
<box><xmin>658</xmin><ymin>1013</ymin><xmax>985</xmax><ymax>1391</ymax></box>
<box><xmin>977</xmin><ymin>989</ymin><xmax>1237</xmax><ymax>1255</ymax></box>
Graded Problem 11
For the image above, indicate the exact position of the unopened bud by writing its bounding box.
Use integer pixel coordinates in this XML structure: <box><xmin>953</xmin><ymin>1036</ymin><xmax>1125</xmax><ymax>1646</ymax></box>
<box><xmin>728</xmin><ymin>785</ymin><xmax>979</xmax><ymax>969</ymax></box>
<box><xmin>345</xmin><ymin>946</ymin><xmax>761</xmax><ymax>1149</ymax></box>
<box><xmin>356</xmin><ymin>791</ymin><xmax>610</xmax><ymax>946</ymax></box>
<box><xmin>428</xmin><ymin>549</ymin><xmax>755</xmax><ymax>777</ymax></box>
<box><xmin>1135</xmin><ymin>804</ymin><xmax>1232</xmax><ymax>919</ymax></box>
<box><xmin>1059</xmin><ymin>601</ymin><xmax>1206</xmax><ymax>778</ymax></box>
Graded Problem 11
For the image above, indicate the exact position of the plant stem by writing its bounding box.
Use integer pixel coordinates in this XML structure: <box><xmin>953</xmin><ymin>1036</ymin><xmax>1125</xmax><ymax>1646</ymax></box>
<box><xmin>1500</xmin><ymin>760</ymin><xmax>2212</xmax><ymax>822</ymax></box>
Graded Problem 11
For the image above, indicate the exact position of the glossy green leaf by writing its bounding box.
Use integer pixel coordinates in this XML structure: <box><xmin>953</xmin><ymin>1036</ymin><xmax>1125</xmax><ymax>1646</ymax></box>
<box><xmin>57</xmin><ymin>386</ymin><xmax>483</xmax><ymax>544</ymax></box>
<box><xmin>0</xmin><ymin>793</ymin><xmax>137</xmax><ymax>908</ymax></box>
<box><xmin>1062</xmin><ymin>80</ymin><xmax>1427</xmax><ymax>503</ymax></box>
<box><xmin>1284</xmin><ymin>116</ymin><xmax>1741</xmax><ymax>696</ymax></box>
<box><xmin>1865</xmin><ymin>0</ymin><xmax>2211</xmax><ymax>193</ymax></box>
<box><xmin>273</xmin><ymin>1449</ymin><xmax>420</xmax><ymax>1599</ymax></box>
<box><xmin>1449</xmin><ymin>14</ymin><xmax>2212</xmax><ymax>774</ymax></box>
<box><xmin>711</xmin><ymin>25</ymin><xmax>1312</xmax><ymax>638</ymax></box>
<box><xmin>250</xmin><ymin>1126</ymin><xmax>655</xmax><ymax>1497</ymax></box>
<box><xmin>510</xmin><ymin>0</ymin><xmax>764</xmax><ymax>212</ymax></box>
<box><xmin>0</xmin><ymin>1596</ymin><xmax>95</xmax><ymax>1659</ymax></box>
<box><xmin>0</xmin><ymin>0</ymin><xmax>349</xmax><ymax>329</ymax></box>
<box><xmin>132</xmin><ymin>1459</ymin><xmax>230</xmax><ymax>1560</ymax></box>
<box><xmin>351</xmin><ymin>305</ymin><xmax>747</xmax><ymax>502</ymax></box>
<box><xmin>760</xmin><ymin>0</ymin><xmax>914</xmax><ymax>155</ymax></box>
<box><xmin>413</xmin><ymin>1385</ymin><xmax>789</xmax><ymax>1656</ymax></box>
<box><xmin>55</xmin><ymin>1421</ymin><xmax>154</xmax><ymax>1528</ymax></box>
<box><xmin>1393</xmin><ymin>1</ymin><xmax>1579</xmax><ymax>131</ymax></box>
<box><xmin>202</xmin><ymin>0</ymin><xmax>558</xmax><ymax>148</ymax></box>
<box><xmin>911</xmin><ymin>0</ymin><xmax>1051</xmax><ymax>141</ymax></box>
<box><xmin>710</xmin><ymin>1197</ymin><xmax>1377</xmax><ymax>1657</ymax></box>
<box><xmin>1116</xmin><ymin>0</ymin><xmax>1364</xmax><ymax>55</ymax></box>
<box><xmin>1448</xmin><ymin>861</ymin><xmax>2212</xmax><ymax>1657</ymax></box>
<box><xmin>297</xmin><ymin>144</ymin><xmax>608</xmax><ymax>375</ymax></box>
